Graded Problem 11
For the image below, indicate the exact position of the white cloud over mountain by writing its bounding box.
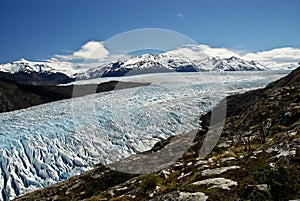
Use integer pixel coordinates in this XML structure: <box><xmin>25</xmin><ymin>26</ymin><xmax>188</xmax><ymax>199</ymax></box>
<box><xmin>243</xmin><ymin>47</ymin><xmax>300</xmax><ymax>63</ymax></box>
<box><xmin>55</xmin><ymin>41</ymin><xmax>109</xmax><ymax>62</ymax></box>
<box><xmin>165</xmin><ymin>44</ymin><xmax>241</xmax><ymax>60</ymax></box>
<box><xmin>52</xmin><ymin>40</ymin><xmax>300</xmax><ymax>70</ymax></box>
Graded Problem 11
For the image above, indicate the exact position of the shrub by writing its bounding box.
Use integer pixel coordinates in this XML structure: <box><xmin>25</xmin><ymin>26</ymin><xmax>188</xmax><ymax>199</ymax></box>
<box><xmin>267</xmin><ymin>164</ymin><xmax>300</xmax><ymax>201</ymax></box>
<box><xmin>142</xmin><ymin>174</ymin><xmax>158</xmax><ymax>190</ymax></box>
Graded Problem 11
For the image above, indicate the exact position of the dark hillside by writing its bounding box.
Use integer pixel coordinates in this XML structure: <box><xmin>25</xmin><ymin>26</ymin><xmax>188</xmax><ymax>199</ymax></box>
<box><xmin>0</xmin><ymin>78</ymin><xmax>149</xmax><ymax>113</ymax></box>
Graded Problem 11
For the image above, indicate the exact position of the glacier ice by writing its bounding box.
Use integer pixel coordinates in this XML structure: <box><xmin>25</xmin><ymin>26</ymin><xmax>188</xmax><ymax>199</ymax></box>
<box><xmin>0</xmin><ymin>71</ymin><xmax>290</xmax><ymax>200</ymax></box>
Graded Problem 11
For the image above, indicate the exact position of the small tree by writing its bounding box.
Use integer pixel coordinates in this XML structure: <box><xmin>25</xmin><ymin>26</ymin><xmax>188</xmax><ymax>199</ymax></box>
<box><xmin>260</xmin><ymin>117</ymin><xmax>278</xmax><ymax>144</ymax></box>
<box><xmin>242</xmin><ymin>134</ymin><xmax>252</xmax><ymax>154</ymax></box>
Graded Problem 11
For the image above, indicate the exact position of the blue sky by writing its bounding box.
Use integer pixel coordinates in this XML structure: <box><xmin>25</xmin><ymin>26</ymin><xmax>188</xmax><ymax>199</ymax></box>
<box><xmin>0</xmin><ymin>0</ymin><xmax>300</xmax><ymax>63</ymax></box>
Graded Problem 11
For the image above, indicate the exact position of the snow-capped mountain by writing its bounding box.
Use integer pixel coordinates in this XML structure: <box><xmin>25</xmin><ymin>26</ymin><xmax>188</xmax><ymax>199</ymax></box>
<box><xmin>77</xmin><ymin>54</ymin><xmax>199</xmax><ymax>79</ymax></box>
<box><xmin>0</xmin><ymin>58</ymin><xmax>83</xmax><ymax>78</ymax></box>
<box><xmin>195</xmin><ymin>56</ymin><xmax>266</xmax><ymax>71</ymax></box>
<box><xmin>2</xmin><ymin>56</ymin><xmax>266</xmax><ymax>80</ymax></box>
<box><xmin>76</xmin><ymin>54</ymin><xmax>266</xmax><ymax>79</ymax></box>
<box><xmin>0</xmin><ymin>59</ymin><xmax>86</xmax><ymax>85</ymax></box>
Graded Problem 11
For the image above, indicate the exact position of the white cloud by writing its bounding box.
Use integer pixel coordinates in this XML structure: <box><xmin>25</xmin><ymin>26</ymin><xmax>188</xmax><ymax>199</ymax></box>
<box><xmin>55</xmin><ymin>41</ymin><xmax>109</xmax><ymax>62</ymax></box>
<box><xmin>194</xmin><ymin>45</ymin><xmax>241</xmax><ymax>58</ymax></box>
<box><xmin>52</xmin><ymin>40</ymin><xmax>134</xmax><ymax>69</ymax></box>
<box><xmin>243</xmin><ymin>47</ymin><xmax>300</xmax><ymax>63</ymax></box>
<box><xmin>171</xmin><ymin>44</ymin><xmax>300</xmax><ymax>65</ymax></box>
<box><xmin>241</xmin><ymin>47</ymin><xmax>300</xmax><ymax>69</ymax></box>
<box><xmin>165</xmin><ymin>44</ymin><xmax>242</xmax><ymax>60</ymax></box>
<box><xmin>74</xmin><ymin>41</ymin><xmax>109</xmax><ymax>60</ymax></box>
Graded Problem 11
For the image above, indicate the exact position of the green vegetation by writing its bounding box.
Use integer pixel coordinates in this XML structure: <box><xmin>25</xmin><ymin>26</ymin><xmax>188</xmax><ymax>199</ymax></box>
<box><xmin>268</xmin><ymin>164</ymin><xmax>300</xmax><ymax>201</ymax></box>
<box><xmin>239</xmin><ymin>160</ymin><xmax>300</xmax><ymax>201</ymax></box>
<box><xmin>141</xmin><ymin>174</ymin><xmax>159</xmax><ymax>190</ymax></box>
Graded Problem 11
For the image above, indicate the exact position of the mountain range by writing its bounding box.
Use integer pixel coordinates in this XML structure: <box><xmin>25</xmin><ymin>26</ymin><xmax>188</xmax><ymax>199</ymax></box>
<box><xmin>77</xmin><ymin>54</ymin><xmax>267</xmax><ymax>79</ymax></box>
<box><xmin>0</xmin><ymin>50</ymin><xmax>291</xmax><ymax>84</ymax></box>
<box><xmin>2</xmin><ymin>43</ymin><xmax>300</xmax><ymax>85</ymax></box>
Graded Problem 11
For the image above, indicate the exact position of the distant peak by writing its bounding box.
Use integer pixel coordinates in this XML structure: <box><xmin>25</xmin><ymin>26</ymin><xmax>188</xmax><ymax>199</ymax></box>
<box><xmin>17</xmin><ymin>58</ymin><xmax>30</xmax><ymax>63</ymax></box>
<box><xmin>226</xmin><ymin>56</ymin><xmax>241</xmax><ymax>61</ymax></box>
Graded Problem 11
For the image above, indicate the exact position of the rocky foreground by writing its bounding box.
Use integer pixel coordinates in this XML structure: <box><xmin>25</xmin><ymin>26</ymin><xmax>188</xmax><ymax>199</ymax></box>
<box><xmin>14</xmin><ymin>67</ymin><xmax>300</xmax><ymax>201</ymax></box>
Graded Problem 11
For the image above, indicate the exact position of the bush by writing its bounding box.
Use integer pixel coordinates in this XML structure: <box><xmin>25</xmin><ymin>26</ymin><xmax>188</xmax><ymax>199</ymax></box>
<box><xmin>242</xmin><ymin>161</ymin><xmax>300</xmax><ymax>201</ymax></box>
<box><xmin>142</xmin><ymin>174</ymin><xmax>158</xmax><ymax>190</ymax></box>
<box><xmin>267</xmin><ymin>164</ymin><xmax>300</xmax><ymax>201</ymax></box>
<box><xmin>238</xmin><ymin>183</ymin><xmax>270</xmax><ymax>201</ymax></box>
<box><xmin>249</xmin><ymin>163</ymin><xmax>272</xmax><ymax>184</ymax></box>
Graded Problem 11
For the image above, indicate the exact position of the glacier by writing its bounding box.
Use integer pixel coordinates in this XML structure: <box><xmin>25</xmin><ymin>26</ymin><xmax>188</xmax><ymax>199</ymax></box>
<box><xmin>0</xmin><ymin>71</ymin><xmax>290</xmax><ymax>200</ymax></box>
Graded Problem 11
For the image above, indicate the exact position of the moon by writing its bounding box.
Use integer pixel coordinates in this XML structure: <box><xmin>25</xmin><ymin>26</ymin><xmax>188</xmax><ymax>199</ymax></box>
<box><xmin>177</xmin><ymin>13</ymin><xmax>185</xmax><ymax>19</ymax></box>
